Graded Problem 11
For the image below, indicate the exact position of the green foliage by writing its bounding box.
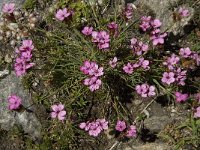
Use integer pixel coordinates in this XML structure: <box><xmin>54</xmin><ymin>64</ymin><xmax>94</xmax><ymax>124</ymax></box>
<box><xmin>23</xmin><ymin>0</ymin><xmax>36</xmax><ymax>10</ymax></box>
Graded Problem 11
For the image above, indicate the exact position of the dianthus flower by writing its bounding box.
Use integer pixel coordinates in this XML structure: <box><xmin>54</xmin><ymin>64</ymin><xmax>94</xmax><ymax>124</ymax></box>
<box><xmin>163</xmin><ymin>54</ymin><xmax>180</xmax><ymax>70</ymax></box>
<box><xmin>161</xmin><ymin>72</ymin><xmax>175</xmax><ymax>85</ymax></box>
<box><xmin>55</xmin><ymin>8</ymin><xmax>73</xmax><ymax>21</ymax></box>
<box><xmin>179</xmin><ymin>47</ymin><xmax>191</xmax><ymax>58</ymax></box>
<box><xmin>194</xmin><ymin>107</ymin><xmax>200</xmax><ymax>118</ymax></box>
<box><xmin>2</xmin><ymin>3</ymin><xmax>15</xmax><ymax>14</ymax></box>
<box><xmin>51</xmin><ymin>104</ymin><xmax>66</xmax><ymax>121</ymax></box>
<box><xmin>138</xmin><ymin>58</ymin><xmax>150</xmax><ymax>70</ymax></box>
<box><xmin>8</xmin><ymin>94</ymin><xmax>22</xmax><ymax>110</ymax></box>
<box><xmin>174</xmin><ymin>68</ymin><xmax>187</xmax><ymax>86</ymax></box>
<box><xmin>135</xmin><ymin>83</ymin><xmax>156</xmax><ymax>97</ymax></box>
<box><xmin>151</xmin><ymin>19</ymin><xmax>162</xmax><ymax>28</ymax></box>
<box><xmin>130</xmin><ymin>38</ymin><xmax>149</xmax><ymax>56</ymax></box>
<box><xmin>82</xmin><ymin>26</ymin><xmax>93</xmax><ymax>36</ymax></box>
<box><xmin>81</xmin><ymin>61</ymin><xmax>104</xmax><ymax>92</ymax></box>
<box><xmin>175</xmin><ymin>92</ymin><xmax>188</xmax><ymax>103</ymax></box>
<box><xmin>126</xmin><ymin>125</ymin><xmax>137</xmax><ymax>138</ymax></box>
<box><xmin>178</xmin><ymin>7</ymin><xmax>190</xmax><ymax>17</ymax></box>
<box><xmin>109</xmin><ymin>57</ymin><xmax>118</xmax><ymax>68</ymax></box>
<box><xmin>151</xmin><ymin>32</ymin><xmax>167</xmax><ymax>46</ymax></box>
<box><xmin>115</xmin><ymin>120</ymin><xmax>126</xmax><ymax>132</ymax></box>
<box><xmin>140</xmin><ymin>16</ymin><xmax>152</xmax><ymax>31</ymax></box>
<box><xmin>124</xmin><ymin>3</ymin><xmax>134</xmax><ymax>20</ymax></box>
<box><xmin>14</xmin><ymin>40</ymin><xmax>34</xmax><ymax>76</ymax></box>
<box><xmin>79</xmin><ymin>119</ymin><xmax>108</xmax><ymax>137</ymax></box>
<box><xmin>123</xmin><ymin>62</ymin><xmax>134</xmax><ymax>74</ymax></box>
<box><xmin>92</xmin><ymin>31</ymin><xmax>110</xmax><ymax>50</ymax></box>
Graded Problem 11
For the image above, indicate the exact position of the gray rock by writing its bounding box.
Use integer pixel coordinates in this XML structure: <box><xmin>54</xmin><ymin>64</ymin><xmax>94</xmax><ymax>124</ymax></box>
<box><xmin>132</xmin><ymin>0</ymin><xmax>195</xmax><ymax>35</ymax></box>
<box><xmin>0</xmin><ymin>72</ymin><xmax>41</xmax><ymax>140</ymax></box>
<box><xmin>0</xmin><ymin>0</ymin><xmax>25</xmax><ymax>9</ymax></box>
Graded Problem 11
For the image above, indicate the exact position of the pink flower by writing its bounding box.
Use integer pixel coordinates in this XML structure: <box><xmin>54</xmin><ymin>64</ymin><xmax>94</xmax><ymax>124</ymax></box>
<box><xmin>175</xmin><ymin>92</ymin><xmax>188</xmax><ymax>103</ymax></box>
<box><xmin>126</xmin><ymin>125</ymin><xmax>137</xmax><ymax>138</ymax></box>
<box><xmin>115</xmin><ymin>120</ymin><xmax>126</xmax><ymax>132</ymax></box>
<box><xmin>51</xmin><ymin>104</ymin><xmax>66</xmax><ymax>121</ymax></box>
<box><xmin>14</xmin><ymin>58</ymin><xmax>26</xmax><ymax>76</ymax></box>
<box><xmin>194</xmin><ymin>107</ymin><xmax>200</xmax><ymax>118</ymax></box>
<box><xmin>161</xmin><ymin>72</ymin><xmax>175</xmax><ymax>85</ymax></box>
<box><xmin>123</xmin><ymin>63</ymin><xmax>134</xmax><ymax>74</ymax></box>
<box><xmin>79</xmin><ymin>119</ymin><xmax>108</xmax><ymax>137</ymax></box>
<box><xmin>151</xmin><ymin>33</ymin><xmax>167</xmax><ymax>45</ymax></box>
<box><xmin>109</xmin><ymin>57</ymin><xmax>118</xmax><ymax>68</ymax></box>
<box><xmin>55</xmin><ymin>8</ymin><xmax>73</xmax><ymax>21</ymax></box>
<box><xmin>130</xmin><ymin>38</ymin><xmax>149</xmax><ymax>56</ymax></box>
<box><xmin>135</xmin><ymin>84</ymin><xmax>156</xmax><ymax>97</ymax></box>
<box><xmin>151</xmin><ymin>19</ymin><xmax>162</xmax><ymax>28</ymax></box>
<box><xmin>8</xmin><ymin>94</ymin><xmax>22</xmax><ymax>110</ymax></box>
<box><xmin>179</xmin><ymin>47</ymin><xmax>191</xmax><ymax>58</ymax></box>
<box><xmin>2</xmin><ymin>3</ymin><xmax>15</xmax><ymax>14</ymax></box>
<box><xmin>107</xmin><ymin>22</ymin><xmax>118</xmax><ymax>30</ymax></box>
<box><xmin>163</xmin><ymin>54</ymin><xmax>180</xmax><ymax>70</ymax></box>
<box><xmin>19</xmin><ymin>40</ymin><xmax>34</xmax><ymax>52</ymax></box>
<box><xmin>191</xmin><ymin>53</ymin><xmax>200</xmax><ymax>66</ymax></box>
<box><xmin>124</xmin><ymin>3</ymin><xmax>134</xmax><ymax>20</ymax></box>
<box><xmin>82</xmin><ymin>26</ymin><xmax>93</xmax><ymax>36</ymax></box>
<box><xmin>92</xmin><ymin>31</ymin><xmax>110</xmax><ymax>50</ymax></box>
<box><xmin>89</xmin><ymin>78</ymin><xmax>102</xmax><ymax>92</ymax></box>
<box><xmin>138</xmin><ymin>58</ymin><xmax>150</xmax><ymax>70</ymax></box>
<box><xmin>174</xmin><ymin>68</ymin><xmax>187</xmax><ymax>86</ymax></box>
<box><xmin>96</xmin><ymin>118</ymin><xmax>109</xmax><ymax>130</ymax></box>
<box><xmin>178</xmin><ymin>7</ymin><xmax>190</xmax><ymax>17</ymax></box>
<box><xmin>140</xmin><ymin>16</ymin><xmax>152</xmax><ymax>31</ymax></box>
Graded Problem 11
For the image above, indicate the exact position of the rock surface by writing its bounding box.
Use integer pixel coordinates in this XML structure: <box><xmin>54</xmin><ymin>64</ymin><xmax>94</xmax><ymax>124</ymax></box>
<box><xmin>0</xmin><ymin>72</ymin><xmax>41</xmax><ymax>140</ymax></box>
<box><xmin>132</xmin><ymin>0</ymin><xmax>194</xmax><ymax>35</ymax></box>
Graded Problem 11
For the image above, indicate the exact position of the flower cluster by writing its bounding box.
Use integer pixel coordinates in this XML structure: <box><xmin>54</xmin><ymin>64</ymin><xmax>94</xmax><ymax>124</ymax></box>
<box><xmin>140</xmin><ymin>16</ymin><xmax>167</xmax><ymax>45</ymax></box>
<box><xmin>80</xmin><ymin>61</ymin><xmax>104</xmax><ymax>91</ymax></box>
<box><xmin>135</xmin><ymin>83</ymin><xmax>156</xmax><ymax>98</ymax></box>
<box><xmin>92</xmin><ymin>30</ymin><xmax>110</xmax><ymax>50</ymax></box>
<box><xmin>2</xmin><ymin>3</ymin><xmax>15</xmax><ymax>14</ymax></box>
<box><xmin>82</xmin><ymin>26</ymin><xmax>110</xmax><ymax>50</ymax></box>
<box><xmin>123</xmin><ymin>58</ymin><xmax>150</xmax><ymax>74</ymax></box>
<box><xmin>194</xmin><ymin>107</ymin><xmax>200</xmax><ymax>118</ymax></box>
<box><xmin>161</xmin><ymin>69</ymin><xmax>187</xmax><ymax>86</ymax></box>
<box><xmin>130</xmin><ymin>38</ymin><xmax>149</xmax><ymax>56</ymax></box>
<box><xmin>51</xmin><ymin>104</ymin><xmax>66</xmax><ymax>121</ymax></box>
<box><xmin>107</xmin><ymin>22</ymin><xmax>119</xmax><ymax>36</ymax></box>
<box><xmin>163</xmin><ymin>54</ymin><xmax>180</xmax><ymax>70</ymax></box>
<box><xmin>14</xmin><ymin>40</ymin><xmax>35</xmax><ymax>76</ymax></box>
<box><xmin>79</xmin><ymin>119</ymin><xmax>108</xmax><ymax>137</ymax></box>
<box><xmin>115</xmin><ymin>120</ymin><xmax>137</xmax><ymax>138</ymax></box>
<box><xmin>8</xmin><ymin>94</ymin><xmax>22</xmax><ymax>110</ymax></box>
<box><xmin>55</xmin><ymin>8</ymin><xmax>74</xmax><ymax>21</ymax></box>
<box><xmin>124</xmin><ymin>3</ymin><xmax>134</xmax><ymax>20</ymax></box>
<box><xmin>175</xmin><ymin>92</ymin><xmax>188</xmax><ymax>103</ymax></box>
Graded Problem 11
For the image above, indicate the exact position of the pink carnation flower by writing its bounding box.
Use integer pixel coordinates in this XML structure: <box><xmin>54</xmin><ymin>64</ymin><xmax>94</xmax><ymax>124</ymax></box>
<box><xmin>135</xmin><ymin>84</ymin><xmax>156</xmax><ymax>97</ymax></box>
<box><xmin>175</xmin><ymin>92</ymin><xmax>188</xmax><ymax>103</ymax></box>
<box><xmin>126</xmin><ymin>125</ymin><xmax>137</xmax><ymax>137</ymax></box>
<box><xmin>109</xmin><ymin>57</ymin><xmax>118</xmax><ymax>68</ymax></box>
<box><xmin>82</xmin><ymin>26</ymin><xmax>93</xmax><ymax>36</ymax></box>
<box><xmin>8</xmin><ymin>94</ymin><xmax>22</xmax><ymax>110</ymax></box>
<box><xmin>51</xmin><ymin>104</ymin><xmax>66</xmax><ymax>121</ymax></box>
<box><xmin>194</xmin><ymin>107</ymin><xmax>200</xmax><ymax>118</ymax></box>
<box><xmin>178</xmin><ymin>7</ymin><xmax>190</xmax><ymax>17</ymax></box>
<box><xmin>161</xmin><ymin>72</ymin><xmax>175</xmax><ymax>85</ymax></box>
<box><xmin>2</xmin><ymin>3</ymin><xmax>15</xmax><ymax>14</ymax></box>
<box><xmin>179</xmin><ymin>47</ymin><xmax>191</xmax><ymax>58</ymax></box>
<box><xmin>123</xmin><ymin>63</ymin><xmax>134</xmax><ymax>74</ymax></box>
<box><xmin>115</xmin><ymin>120</ymin><xmax>126</xmax><ymax>132</ymax></box>
<box><xmin>55</xmin><ymin>8</ymin><xmax>73</xmax><ymax>21</ymax></box>
<box><xmin>151</xmin><ymin>19</ymin><xmax>162</xmax><ymax>28</ymax></box>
